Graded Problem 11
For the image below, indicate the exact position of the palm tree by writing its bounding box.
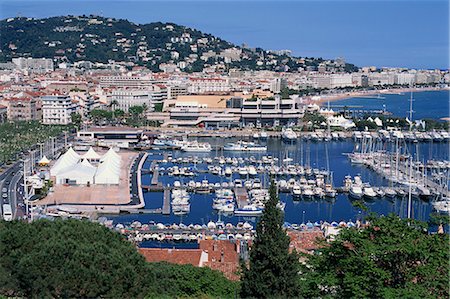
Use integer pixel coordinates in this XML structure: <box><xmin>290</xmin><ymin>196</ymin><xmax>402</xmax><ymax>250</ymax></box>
<box><xmin>109</xmin><ymin>100</ymin><xmax>119</xmax><ymax>120</ymax></box>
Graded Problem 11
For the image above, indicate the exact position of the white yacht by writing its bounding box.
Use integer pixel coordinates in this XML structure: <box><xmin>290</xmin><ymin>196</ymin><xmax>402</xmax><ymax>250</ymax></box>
<box><xmin>234</xmin><ymin>205</ymin><xmax>264</xmax><ymax>216</ymax></box>
<box><xmin>282</xmin><ymin>127</ymin><xmax>297</xmax><ymax>142</ymax></box>
<box><xmin>223</xmin><ymin>141</ymin><xmax>267</xmax><ymax>152</ymax></box>
<box><xmin>181</xmin><ymin>141</ymin><xmax>212</xmax><ymax>152</ymax></box>
<box><xmin>248</xmin><ymin>166</ymin><xmax>258</xmax><ymax>176</ymax></box>
<box><xmin>363</xmin><ymin>186</ymin><xmax>377</xmax><ymax>199</ymax></box>
<box><xmin>349</xmin><ymin>186</ymin><xmax>363</xmax><ymax>199</ymax></box>
<box><xmin>292</xmin><ymin>184</ymin><xmax>302</xmax><ymax>198</ymax></box>
<box><xmin>302</xmin><ymin>185</ymin><xmax>314</xmax><ymax>199</ymax></box>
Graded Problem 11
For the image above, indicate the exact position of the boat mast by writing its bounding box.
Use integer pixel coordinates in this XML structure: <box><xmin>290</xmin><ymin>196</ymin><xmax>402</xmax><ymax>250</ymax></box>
<box><xmin>408</xmin><ymin>91</ymin><xmax>414</xmax><ymax>131</ymax></box>
<box><xmin>407</xmin><ymin>156</ymin><xmax>413</xmax><ymax>219</ymax></box>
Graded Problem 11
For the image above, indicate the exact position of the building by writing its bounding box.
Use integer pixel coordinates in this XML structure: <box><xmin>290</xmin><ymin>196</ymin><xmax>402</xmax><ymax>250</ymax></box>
<box><xmin>42</xmin><ymin>94</ymin><xmax>78</xmax><ymax>125</ymax></box>
<box><xmin>139</xmin><ymin>240</ymin><xmax>241</xmax><ymax>280</ymax></box>
<box><xmin>187</xmin><ymin>77</ymin><xmax>230</xmax><ymax>94</ymax></box>
<box><xmin>99</xmin><ymin>76</ymin><xmax>154</xmax><ymax>88</ymax></box>
<box><xmin>76</xmin><ymin>127</ymin><xmax>143</xmax><ymax>148</ymax></box>
<box><xmin>5</xmin><ymin>97</ymin><xmax>40</xmax><ymax>121</ymax></box>
<box><xmin>167</xmin><ymin>85</ymin><xmax>188</xmax><ymax>100</ymax></box>
<box><xmin>12</xmin><ymin>57</ymin><xmax>54</xmax><ymax>73</ymax></box>
<box><xmin>394</xmin><ymin>73</ymin><xmax>416</xmax><ymax>85</ymax></box>
<box><xmin>227</xmin><ymin>94</ymin><xmax>304</xmax><ymax>127</ymax></box>
<box><xmin>109</xmin><ymin>89</ymin><xmax>155</xmax><ymax>112</ymax></box>
<box><xmin>270</xmin><ymin>78</ymin><xmax>287</xmax><ymax>93</ymax></box>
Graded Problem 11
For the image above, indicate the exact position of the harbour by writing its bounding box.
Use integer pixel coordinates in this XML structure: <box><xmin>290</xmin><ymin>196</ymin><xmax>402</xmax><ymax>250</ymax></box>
<box><xmin>105</xmin><ymin>136</ymin><xmax>449</xmax><ymax>229</ymax></box>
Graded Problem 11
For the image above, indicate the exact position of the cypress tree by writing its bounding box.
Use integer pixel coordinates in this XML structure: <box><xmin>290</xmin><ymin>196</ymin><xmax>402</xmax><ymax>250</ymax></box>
<box><xmin>240</xmin><ymin>180</ymin><xmax>300</xmax><ymax>298</ymax></box>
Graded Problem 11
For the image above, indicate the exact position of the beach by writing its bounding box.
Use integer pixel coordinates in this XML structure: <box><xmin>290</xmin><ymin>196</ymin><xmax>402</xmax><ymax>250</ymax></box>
<box><xmin>309</xmin><ymin>86</ymin><xmax>449</xmax><ymax>104</ymax></box>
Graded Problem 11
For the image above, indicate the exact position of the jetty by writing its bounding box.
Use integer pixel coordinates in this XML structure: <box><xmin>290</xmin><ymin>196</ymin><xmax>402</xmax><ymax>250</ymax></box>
<box><xmin>162</xmin><ymin>188</ymin><xmax>171</xmax><ymax>215</ymax></box>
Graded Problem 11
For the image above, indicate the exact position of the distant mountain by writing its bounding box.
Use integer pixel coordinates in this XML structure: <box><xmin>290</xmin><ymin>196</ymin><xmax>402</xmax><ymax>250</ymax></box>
<box><xmin>0</xmin><ymin>15</ymin><xmax>358</xmax><ymax>72</ymax></box>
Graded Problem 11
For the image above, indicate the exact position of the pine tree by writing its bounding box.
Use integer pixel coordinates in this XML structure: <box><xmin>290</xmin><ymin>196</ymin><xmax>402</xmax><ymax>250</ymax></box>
<box><xmin>240</xmin><ymin>180</ymin><xmax>300</xmax><ymax>298</ymax></box>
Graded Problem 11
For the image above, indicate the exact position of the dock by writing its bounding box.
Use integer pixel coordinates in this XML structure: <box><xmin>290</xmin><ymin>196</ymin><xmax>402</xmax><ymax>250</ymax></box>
<box><xmin>234</xmin><ymin>187</ymin><xmax>249</xmax><ymax>208</ymax></box>
<box><xmin>162</xmin><ymin>188</ymin><xmax>171</xmax><ymax>215</ymax></box>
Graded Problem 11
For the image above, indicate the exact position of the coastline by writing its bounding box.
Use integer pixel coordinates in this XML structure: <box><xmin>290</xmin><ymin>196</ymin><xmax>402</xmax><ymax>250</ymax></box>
<box><xmin>308</xmin><ymin>86</ymin><xmax>449</xmax><ymax>104</ymax></box>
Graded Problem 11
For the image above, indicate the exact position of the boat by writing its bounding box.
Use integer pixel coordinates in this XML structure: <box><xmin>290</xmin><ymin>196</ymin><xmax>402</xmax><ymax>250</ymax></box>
<box><xmin>363</xmin><ymin>186</ymin><xmax>377</xmax><ymax>199</ymax></box>
<box><xmin>234</xmin><ymin>205</ymin><xmax>264</xmax><ymax>216</ymax></box>
<box><xmin>282</xmin><ymin>127</ymin><xmax>297</xmax><ymax>142</ymax></box>
<box><xmin>292</xmin><ymin>184</ymin><xmax>302</xmax><ymax>199</ymax></box>
<box><xmin>302</xmin><ymin>185</ymin><xmax>314</xmax><ymax>199</ymax></box>
<box><xmin>238</xmin><ymin>166</ymin><xmax>248</xmax><ymax>177</ymax></box>
<box><xmin>181</xmin><ymin>141</ymin><xmax>212</xmax><ymax>152</ymax></box>
<box><xmin>224</xmin><ymin>167</ymin><xmax>232</xmax><ymax>176</ymax></box>
<box><xmin>196</xmin><ymin>179</ymin><xmax>210</xmax><ymax>194</ymax></box>
<box><xmin>260</xmin><ymin>131</ymin><xmax>268</xmax><ymax>140</ymax></box>
<box><xmin>248</xmin><ymin>166</ymin><xmax>257</xmax><ymax>176</ymax></box>
<box><xmin>432</xmin><ymin>197</ymin><xmax>450</xmax><ymax>213</ymax></box>
<box><xmin>324</xmin><ymin>184</ymin><xmax>337</xmax><ymax>198</ymax></box>
<box><xmin>223</xmin><ymin>141</ymin><xmax>267</xmax><ymax>152</ymax></box>
<box><xmin>384</xmin><ymin>188</ymin><xmax>397</xmax><ymax>198</ymax></box>
<box><xmin>349</xmin><ymin>186</ymin><xmax>363</xmax><ymax>199</ymax></box>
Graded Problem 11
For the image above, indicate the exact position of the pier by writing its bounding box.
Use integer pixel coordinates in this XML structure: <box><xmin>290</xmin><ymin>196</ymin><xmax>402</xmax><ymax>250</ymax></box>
<box><xmin>162</xmin><ymin>188</ymin><xmax>171</xmax><ymax>215</ymax></box>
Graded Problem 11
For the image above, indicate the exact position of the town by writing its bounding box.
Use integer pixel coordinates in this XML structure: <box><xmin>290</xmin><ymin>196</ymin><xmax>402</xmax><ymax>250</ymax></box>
<box><xmin>0</xmin><ymin>12</ymin><xmax>448</xmax><ymax>299</ymax></box>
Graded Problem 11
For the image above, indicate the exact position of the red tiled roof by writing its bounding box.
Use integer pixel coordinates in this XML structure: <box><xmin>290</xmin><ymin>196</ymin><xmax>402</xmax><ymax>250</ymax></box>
<box><xmin>139</xmin><ymin>248</ymin><xmax>203</xmax><ymax>266</ymax></box>
<box><xmin>288</xmin><ymin>230</ymin><xmax>325</xmax><ymax>254</ymax></box>
<box><xmin>199</xmin><ymin>240</ymin><xmax>240</xmax><ymax>281</ymax></box>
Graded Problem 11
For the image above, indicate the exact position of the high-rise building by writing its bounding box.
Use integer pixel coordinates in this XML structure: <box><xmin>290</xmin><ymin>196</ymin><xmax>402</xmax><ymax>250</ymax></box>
<box><xmin>42</xmin><ymin>94</ymin><xmax>78</xmax><ymax>125</ymax></box>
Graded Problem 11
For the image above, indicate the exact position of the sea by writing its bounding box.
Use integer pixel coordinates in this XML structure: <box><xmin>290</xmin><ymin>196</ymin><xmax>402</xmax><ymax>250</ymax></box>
<box><xmin>329</xmin><ymin>90</ymin><xmax>449</xmax><ymax>120</ymax></box>
<box><xmin>107</xmin><ymin>90</ymin><xmax>449</xmax><ymax>228</ymax></box>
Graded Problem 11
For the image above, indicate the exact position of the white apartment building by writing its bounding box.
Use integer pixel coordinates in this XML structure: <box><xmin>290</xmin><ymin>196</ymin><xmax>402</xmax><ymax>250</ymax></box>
<box><xmin>99</xmin><ymin>76</ymin><xmax>153</xmax><ymax>88</ymax></box>
<box><xmin>187</xmin><ymin>77</ymin><xmax>230</xmax><ymax>94</ymax></box>
<box><xmin>109</xmin><ymin>89</ymin><xmax>154</xmax><ymax>112</ymax></box>
<box><xmin>394</xmin><ymin>73</ymin><xmax>416</xmax><ymax>85</ymax></box>
<box><xmin>329</xmin><ymin>74</ymin><xmax>354</xmax><ymax>88</ymax></box>
<box><xmin>42</xmin><ymin>94</ymin><xmax>78</xmax><ymax>125</ymax></box>
<box><xmin>311</xmin><ymin>74</ymin><xmax>354</xmax><ymax>89</ymax></box>
<box><xmin>368</xmin><ymin>73</ymin><xmax>395</xmax><ymax>86</ymax></box>
<box><xmin>12</xmin><ymin>57</ymin><xmax>54</xmax><ymax>73</ymax></box>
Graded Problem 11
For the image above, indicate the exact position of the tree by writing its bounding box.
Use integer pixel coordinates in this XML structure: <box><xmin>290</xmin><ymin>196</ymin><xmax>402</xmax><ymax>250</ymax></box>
<box><xmin>70</xmin><ymin>112</ymin><xmax>82</xmax><ymax>128</ymax></box>
<box><xmin>146</xmin><ymin>262</ymin><xmax>238</xmax><ymax>298</ymax></box>
<box><xmin>109</xmin><ymin>99</ymin><xmax>119</xmax><ymax>119</ymax></box>
<box><xmin>240</xmin><ymin>181</ymin><xmax>300</xmax><ymax>298</ymax></box>
<box><xmin>0</xmin><ymin>219</ymin><xmax>150</xmax><ymax>298</ymax></box>
<box><xmin>299</xmin><ymin>214</ymin><xmax>450</xmax><ymax>299</ymax></box>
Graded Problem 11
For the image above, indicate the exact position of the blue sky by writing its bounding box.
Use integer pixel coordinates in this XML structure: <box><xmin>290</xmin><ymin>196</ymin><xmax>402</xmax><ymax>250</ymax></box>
<box><xmin>0</xmin><ymin>0</ymin><xmax>448</xmax><ymax>69</ymax></box>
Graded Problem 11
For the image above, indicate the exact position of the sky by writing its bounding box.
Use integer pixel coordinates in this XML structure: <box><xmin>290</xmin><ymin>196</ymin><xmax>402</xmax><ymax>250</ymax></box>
<box><xmin>0</xmin><ymin>0</ymin><xmax>448</xmax><ymax>69</ymax></box>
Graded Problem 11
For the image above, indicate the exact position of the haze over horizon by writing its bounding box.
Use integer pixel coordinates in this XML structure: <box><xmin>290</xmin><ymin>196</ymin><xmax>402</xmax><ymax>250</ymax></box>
<box><xmin>0</xmin><ymin>0</ymin><xmax>448</xmax><ymax>69</ymax></box>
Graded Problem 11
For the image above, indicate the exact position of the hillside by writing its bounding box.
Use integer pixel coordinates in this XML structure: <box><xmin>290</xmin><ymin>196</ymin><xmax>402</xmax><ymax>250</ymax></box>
<box><xmin>0</xmin><ymin>15</ymin><xmax>358</xmax><ymax>72</ymax></box>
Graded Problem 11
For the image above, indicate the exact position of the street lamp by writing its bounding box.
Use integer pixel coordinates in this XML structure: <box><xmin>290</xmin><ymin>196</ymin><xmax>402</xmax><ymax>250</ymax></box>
<box><xmin>302</xmin><ymin>210</ymin><xmax>305</xmax><ymax>224</ymax></box>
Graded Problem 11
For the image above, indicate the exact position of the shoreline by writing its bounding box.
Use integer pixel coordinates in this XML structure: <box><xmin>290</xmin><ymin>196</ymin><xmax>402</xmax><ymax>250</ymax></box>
<box><xmin>308</xmin><ymin>86</ymin><xmax>449</xmax><ymax>104</ymax></box>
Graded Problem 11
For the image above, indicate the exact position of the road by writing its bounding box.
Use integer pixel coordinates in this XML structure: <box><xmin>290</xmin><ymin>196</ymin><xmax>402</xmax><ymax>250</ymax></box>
<box><xmin>0</xmin><ymin>162</ymin><xmax>24</xmax><ymax>219</ymax></box>
<box><xmin>0</xmin><ymin>131</ymin><xmax>76</xmax><ymax>220</ymax></box>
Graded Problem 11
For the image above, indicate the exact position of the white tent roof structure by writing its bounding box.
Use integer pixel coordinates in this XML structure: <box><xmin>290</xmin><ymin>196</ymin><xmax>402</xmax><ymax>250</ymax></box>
<box><xmin>95</xmin><ymin>161</ymin><xmax>120</xmax><ymax>185</ymax></box>
<box><xmin>56</xmin><ymin>162</ymin><xmax>97</xmax><ymax>185</ymax></box>
<box><xmin>50</xmin><ymin>149</ymin><xmax>80</xmax><ymax>176</ymax></box>
<box><xmin>100</xmin><ymin>148</ymin><xmax>121</xmax><ymax>162</ymax></box>
<box><xmin>38</xmin><ymin>155</ymin><xmax>50</xmax><ymax>165</ymax></box>
<box><xmin>80</xmin><ymin>158</ymin><xmax>96</xmax><ymax>168</ymax></box>
<box><xmin>65</xmin><ymin>147</ymin><xmax>81</xmax><ymax>160</ymax></box>
<box><xmin>82</xmin><ymin>147</ymin><xmax>101</xmax><ymax>160</ymax></box>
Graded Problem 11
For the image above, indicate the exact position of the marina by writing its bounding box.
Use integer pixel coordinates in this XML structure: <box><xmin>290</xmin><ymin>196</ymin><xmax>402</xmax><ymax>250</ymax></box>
<box><xmin>106</xmin><ymin>136</ymin><xmax>449</xmax><ymax>228</ymax></box>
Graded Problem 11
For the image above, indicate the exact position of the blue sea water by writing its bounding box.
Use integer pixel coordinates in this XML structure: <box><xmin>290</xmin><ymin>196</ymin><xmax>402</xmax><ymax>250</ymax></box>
<box><xmin>108</xmin><ymin>138</ymin><xmax>448</xmax><ymax>227</ymax></box>
<box><xmin>329</xmin><ymin>90</ymin><xmax>449</xmax><ymax>120</ymax></box>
